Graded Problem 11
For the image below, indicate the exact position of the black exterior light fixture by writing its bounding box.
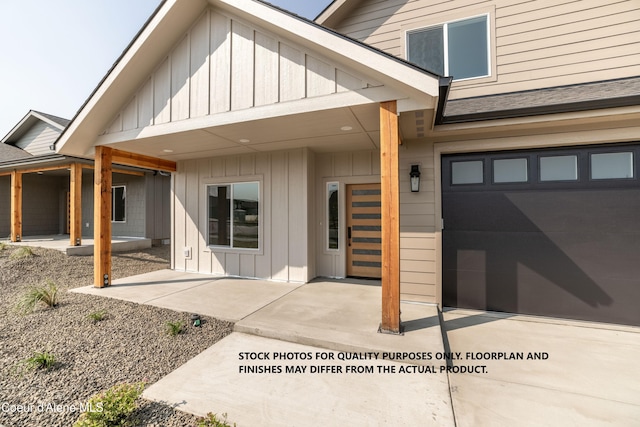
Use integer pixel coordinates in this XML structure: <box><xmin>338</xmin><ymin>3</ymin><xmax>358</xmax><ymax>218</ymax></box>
<box><xmin>191</xmin><ymin>314</ymin><xmax>201</xmax><ymax>327</ymax></box>
<box><xmin>410</xmin><ymin>165</ymin><xmax>421</xmax><ymax>192</ymax></box>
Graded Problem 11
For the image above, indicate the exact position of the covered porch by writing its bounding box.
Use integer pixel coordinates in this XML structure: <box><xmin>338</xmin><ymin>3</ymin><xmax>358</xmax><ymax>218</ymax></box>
<box><xmin>3</xmin><ymin>234</ymin><xmax>152</xmax><ymax>256</ymax></box>
<box><xmin>72</xmin><ymin>269</ymin><xmax>444</xmax><ymax>354</ymax></box>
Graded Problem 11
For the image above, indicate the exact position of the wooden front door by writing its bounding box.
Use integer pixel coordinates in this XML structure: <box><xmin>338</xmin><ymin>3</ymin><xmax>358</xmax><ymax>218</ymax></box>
<box><xmin>346</xmin><ymin>183</ymin><xmax>382</xmax><ymax>278</ymax></box>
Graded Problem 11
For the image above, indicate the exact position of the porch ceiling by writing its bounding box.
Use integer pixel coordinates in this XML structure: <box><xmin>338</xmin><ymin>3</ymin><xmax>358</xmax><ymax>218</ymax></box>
<box><xmin>101</xmin><ymin>104</ymin><xmax>428</xmax><ymax>161</ymax></box>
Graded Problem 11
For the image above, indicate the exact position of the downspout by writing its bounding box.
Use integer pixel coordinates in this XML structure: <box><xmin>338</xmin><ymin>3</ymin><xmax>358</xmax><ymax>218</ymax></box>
<box><xmin>435</xmin><ymin>76</ymin><xmax>453</xmax><ymax>126</ymax></box>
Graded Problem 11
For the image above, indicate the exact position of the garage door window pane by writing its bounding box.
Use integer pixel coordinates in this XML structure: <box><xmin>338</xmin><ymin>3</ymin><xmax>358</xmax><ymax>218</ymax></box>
<box><xmin>591</xmin><ymin>152</ymin><xmax>634</xmax><ymax>179</ymax></box>
<box><xmin>540</xmin><ymin>155</ymin><xmax>578</xmax><ymax>181</ymax></box>
<box><xmin>452</xmin><ymin>160</ymin><xmax>483</xmax><ymax>184</ymax></box>
<box><xmin>493</xmin><ymin>158</ymin><xmax>528</xmax><ymax>183</ymax></box>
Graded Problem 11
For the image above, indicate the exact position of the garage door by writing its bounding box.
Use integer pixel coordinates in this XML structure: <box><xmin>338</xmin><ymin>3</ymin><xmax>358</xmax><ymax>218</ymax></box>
<box><xmin>442</xmin><ymin>143</ymin><xmax>640</xmax><ymax>326</ymax></box>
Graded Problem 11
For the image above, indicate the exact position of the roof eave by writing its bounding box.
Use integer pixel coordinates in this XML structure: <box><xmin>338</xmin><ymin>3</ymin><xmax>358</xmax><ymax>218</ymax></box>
<box><xmin>1</xmin><ymin>110</ymin><xmax>66</xmax><ymax>144</ymax></box>
<box><xmin>440</xmin><ymin>95</ymin><xmax>640</xmax><ymax>125</ymax></box>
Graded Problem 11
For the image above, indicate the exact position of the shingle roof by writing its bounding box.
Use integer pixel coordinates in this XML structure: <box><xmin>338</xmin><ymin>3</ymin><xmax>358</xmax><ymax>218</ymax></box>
<box><xmin>0</xmin><ymin>142</ymin><xmax>32</xmax><ymax>162</ymax></box>
<box><xmin>442</xmin><ymin>76</ymin><xmax>640</xmax><ymax>123</ymax></box>
<box><xmin>33</xmin><ymin>111</ymin><xmax>71</xmax><ymax>128</ymax></box>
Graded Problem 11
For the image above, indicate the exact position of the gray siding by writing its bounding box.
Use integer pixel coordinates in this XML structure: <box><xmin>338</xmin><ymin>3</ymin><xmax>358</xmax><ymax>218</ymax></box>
<box><xmin>13</xmin><ymin>121</ymin><xmax>60</xmax><ymax>156</ymax></box>
<box><xmin>81</xmin><ymin>172</ymin><xmax>148</xmax><ymax>238</ymax></box>
<box><xmin>173</xmin><ymin>148</ymin><xmax>313</xmax><ymax>282</ymax></box>
<box><xmin>145</xmin><ymin>174</ymin><xmax>172</xmax><ymax>241</ymax></box>
<box><xmin>22</xmin><ymin>175</ymin><xmax>66</xmax><ymax>235</ymax></box>
<box><xmin>0</xmin><ymin>176</ymin><xmax>9</xmax><ymax>237</ymax></box>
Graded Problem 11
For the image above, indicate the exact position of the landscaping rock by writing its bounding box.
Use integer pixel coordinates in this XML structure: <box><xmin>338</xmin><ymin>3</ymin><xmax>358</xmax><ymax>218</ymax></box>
<box><xmin>0</xmin><ymin>244</ymin><xmax>233</xmax><ymax>427</ymax></box>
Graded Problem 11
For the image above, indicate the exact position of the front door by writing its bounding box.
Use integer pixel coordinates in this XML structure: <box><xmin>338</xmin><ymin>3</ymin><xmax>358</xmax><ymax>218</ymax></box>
<box><xmin>346</xmin><ymin>183</ymin><xmax>382</xmax><ymax>278</ymax></box>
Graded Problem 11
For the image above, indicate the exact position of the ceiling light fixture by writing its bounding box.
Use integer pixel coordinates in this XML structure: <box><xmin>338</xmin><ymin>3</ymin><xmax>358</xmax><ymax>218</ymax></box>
<box><xmin>340</xmin><ymin>126</ymin><xmax>353</xmax><ymax>131</ymax></box>
<box><xmin>163</xmin><ymin>149</ymin><xmax>174</xmax><ymax>153</ymax></box>
<box><xmin>239</xmin><ymin>139</ymin><xmax>250</xmax><ymax>143</ymax></box>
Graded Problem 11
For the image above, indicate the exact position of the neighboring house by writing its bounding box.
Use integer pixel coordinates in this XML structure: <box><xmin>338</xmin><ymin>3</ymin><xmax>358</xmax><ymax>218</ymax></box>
<box><xmin>0</xmin><ymin>110</ymin><xmax>171</xmax><ymax>246</ymax></box>
<box><xmin>54</xmin><ymin>0</ymin><xmax>640</xmax><ymax>328</ymax></box>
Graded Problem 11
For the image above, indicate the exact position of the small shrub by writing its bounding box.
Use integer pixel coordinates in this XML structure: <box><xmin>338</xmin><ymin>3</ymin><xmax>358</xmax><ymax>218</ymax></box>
<box><xmin>23</xmin><ymin>350</ymin><xmax>56</xmax><ymax>371</ymax></box>
<box><xmin>16</xmin><ymin>280</ymin><xmax>59</xmax><ymax>314</ymax></box>
<box><xmin>10</xmin><ymin>246</ymin><xmax>34</xmax><ymax>259</ymax></box>
<box><xmin>0</xmin><ymin>242</ymin><xmax>6</xmax><ymax>250</ymax></box>
<box><xmin>197</xmin><ymin>412</ymin><xmax>236</xmax><ymax>427</ymax></box>
<box><xmin>73</xmin><ymin>382</ymin><xmax>145</xmax><ymax>427</ymax></box>
<box><xmin>88</xmin><ymin>310</ymin><xmax>107</xmax><ymax>323</ymax></box>
<box><xmin>165</xmin><ymin>320</ymin><xmax>184</xmax><ymax>337</ymax></box>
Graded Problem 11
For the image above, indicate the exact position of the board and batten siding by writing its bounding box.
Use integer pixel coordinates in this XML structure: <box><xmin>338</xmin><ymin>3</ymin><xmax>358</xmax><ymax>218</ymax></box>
<box><xmin>173</xmin><ymin>148</ymin><xmax>314</xmax><ymax>283</ymax></box>
<box><xmin>330</xmin><ymin>0</ymin><xmax>640</xmax><ymax>99</ymax></box>
<box><xmin>12</xmin><ymin>120</ymin><xmax>59</xmax><ymax>156</ymax></box>
<box><xmin>104</xmin><ymin>8</ymin><xmax>376</xmax><ymax>135</ymax></box>
<box><xmin>315</xmin><ymin>148</ymin><xmax>437</xmax><ymax>303</ymax></box>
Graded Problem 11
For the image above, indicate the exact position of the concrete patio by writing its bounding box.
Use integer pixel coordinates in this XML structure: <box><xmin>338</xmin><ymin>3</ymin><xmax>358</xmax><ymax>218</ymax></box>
<box><xmin>2</xmin><ymin>234</ymin><xmax>152</xmax><ymax>255</ymax></box>
<box><xmin>72</xmin><ymin>270</ymin><xmax>640</xmax><ymax>426</ymax></box>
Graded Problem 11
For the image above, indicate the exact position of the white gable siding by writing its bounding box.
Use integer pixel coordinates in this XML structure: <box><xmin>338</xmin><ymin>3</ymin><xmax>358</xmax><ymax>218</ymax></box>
<box><xmin>13</xmin><ymin>121</ymin><xmax>59</xmax><ymax>156</ymax></box>
<box><xmin>331</xmin><ymin>0</ymin><xmax>640</xmax><ymax>99</ymax></box>
<box><xmin>105</xmin><ymin>8</ymin><xmax>377</xmax><ymax>135</ymax></box>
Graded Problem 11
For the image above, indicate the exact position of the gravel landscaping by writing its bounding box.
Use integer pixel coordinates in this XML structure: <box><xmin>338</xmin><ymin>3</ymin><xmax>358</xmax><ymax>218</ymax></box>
<box><xmin>0</xmin><ymin>243</ymin><xmax>234</xmax><ymax>427</ymax></box>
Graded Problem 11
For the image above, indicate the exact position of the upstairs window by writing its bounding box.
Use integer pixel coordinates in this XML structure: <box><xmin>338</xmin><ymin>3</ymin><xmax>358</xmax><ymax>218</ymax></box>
<box><xmin>407</xmin><ymin>15</ymin><xmax>490</xmax><ymax>81</ymax></box>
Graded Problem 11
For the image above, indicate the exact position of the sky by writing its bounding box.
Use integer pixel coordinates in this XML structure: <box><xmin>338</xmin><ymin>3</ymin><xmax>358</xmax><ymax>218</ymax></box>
<box><xmin>0</xmin><ymin>0</ymin><xmax>332</xmax><ymax>139</ymax></box>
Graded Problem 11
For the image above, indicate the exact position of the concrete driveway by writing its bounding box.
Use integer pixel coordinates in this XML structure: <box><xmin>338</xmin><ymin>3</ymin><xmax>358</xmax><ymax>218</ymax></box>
<box><xmin>442</xmin><ymin>309</ymin><xmax>640</xmax><ymax>426</ymax></box>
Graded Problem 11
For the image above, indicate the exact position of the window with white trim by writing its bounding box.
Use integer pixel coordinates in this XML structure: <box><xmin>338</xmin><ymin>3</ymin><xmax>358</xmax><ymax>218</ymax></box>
<box><xmin>207</xmin><ymin>182</ymin><xmax>259</xmax><ymax>249</ymax></box>
<box><xmin>407</xmin><ymin>15</ymin><xmax>490</xmax><ymax>81</ymax></box>
<box><xmin>112</xmin><ymin>185</ymin><xmax>126</xmax><ymax>222</ymax></box>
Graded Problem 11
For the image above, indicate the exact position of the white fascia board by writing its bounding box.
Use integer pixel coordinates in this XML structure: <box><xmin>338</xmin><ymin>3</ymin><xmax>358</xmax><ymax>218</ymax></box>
<box><xmin>56</xmin><ymin>0</ymin><xmax>206</xmax><ymax>157</ymax></box>
<box><xmin>315</xmin><ymin>0</ymin><xmax>349</xmax><ymax>25</ymax></box>
<box><xmin>30</xmin><ymin>112</ymin><xmax>66</xmax><ymax>131</ymax></box>
<box><xmin>215</xmin><ymin>0</ymin><xmax>439</xmax><ymax>99</ymax></box>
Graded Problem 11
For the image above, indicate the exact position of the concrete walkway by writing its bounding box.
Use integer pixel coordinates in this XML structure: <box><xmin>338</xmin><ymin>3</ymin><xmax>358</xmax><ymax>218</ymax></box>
<box><xmin>73</xmin><ymin>270</ymin><xmax>455</xmax><ymax>426</ymax></box>
<box><xmin>73</xmin><ymin>270</ymin><xmax>640</xmax><ymax>426</ymax></box>
<box><xmin>3</xmin><ymin>234</ymin><xmax>151</xmax><ymax>255</ymax></box>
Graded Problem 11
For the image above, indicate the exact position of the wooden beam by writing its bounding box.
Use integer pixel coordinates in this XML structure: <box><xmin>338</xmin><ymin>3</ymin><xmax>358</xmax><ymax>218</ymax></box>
<box><xmin>379</xmin><ymin>100</ymin><xmax>401</xmax><ymax>334</ymax></box>
<box><xmin>10</xmin><ymin>171</ymin><xmax>22</xmax><ymax>242</ymax></box>
<box><xmin>110</xmin><ymin>148</ymin><xmax>176</xmax><ymax>172</ymax></box>
<box><xmin>94</xmin><ymin>146</ymin><xmax>112</xmax><ymax>288</ymax></box>
<box><xmin>70</xmin><ymin>163</ymin><xmax>82</xmax><ymax>246</ymax></box>
<box><xmin>81</xmin><ymin>164</ymin><xmax>145</xmax><ymax>177</ymax></box>
<box><xmin>1</xmin><ymin>164</ymin><xmax>72</xmax><ymax>176</ymax></box>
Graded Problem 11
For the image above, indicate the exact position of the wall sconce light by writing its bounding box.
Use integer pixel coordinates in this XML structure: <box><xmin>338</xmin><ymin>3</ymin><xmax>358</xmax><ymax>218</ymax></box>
<box><xmin>410</xmin><ymin>165</ymin><xmax>421</xmax><ymax>192</ymax></box>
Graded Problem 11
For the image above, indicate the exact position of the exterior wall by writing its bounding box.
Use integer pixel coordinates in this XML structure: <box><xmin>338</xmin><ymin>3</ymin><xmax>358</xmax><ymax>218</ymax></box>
<box><xmin>81</xmin><ymin>171</ymin><xmax>148</xmax><ymax>238</ymax></box>
<box><xmin>13</xmin><ymin>120</ymin><xmax>59</xmax><ymax>156</ymax></box>
<box><xmin>0</xmin><ymin>176</ymin><xmax>9</xmax><ymax>237</ymax></box>
<box><xmin>314</xmin><ymin>148</ymin><xmax>437</xmax><ymax>303</ymax></box>
<box><xmin>104</xmin><ymin>7</ymin><xmax>376</xmax><ymax>136</ymax></box>
<box><xmin>399</xmin><ymin>141</ymin><xmax>437</xmax><ymax>303</ymax></box>
<box><xmin>173</xmin><ymin>148</ymin><xmax>313</xmax><ymax>283</ymax></box>
<box><xmin>315</xmin><ymin>150</ymin><xmax>381</xmax><ymax>278</ymax></box>
<box><xmin>330</xmin><ymin>0</ymin><xmax>640</xmax><ymax>99</ymax></box>
<box><xmin>22</xmin><ymin>175</ymin><xmax>65</xmax><ymax>236</ymax></box>
<box><xmin>145</xmin><ymin>174</ymin><xmax>172</xmax><ymax>241</ymax></box>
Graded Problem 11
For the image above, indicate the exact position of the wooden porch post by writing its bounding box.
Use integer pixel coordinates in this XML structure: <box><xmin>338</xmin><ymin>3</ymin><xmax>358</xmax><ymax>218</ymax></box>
<box><xmin>379</xmin><ymin>100</ymin><xmax>401</xmax><ymax>334</ymax></box>
<box><xmin>10</xmin><ymin>171</ymin><xmax>22</xmax><ymax>242</ymax></box>
<box><xmin>94</xmin><ymin>147</ymin><xmax>112</xmax><ymax>288</ymax></box>
<box><xmin>70</xmin><ymin>163</ymin><xmax>82</xmax><ymax>246</ymax></box>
